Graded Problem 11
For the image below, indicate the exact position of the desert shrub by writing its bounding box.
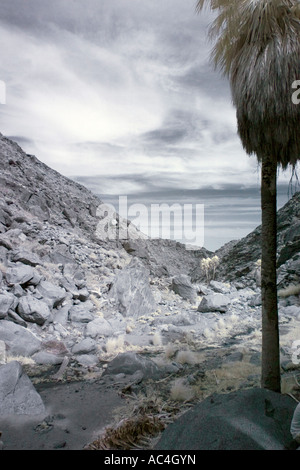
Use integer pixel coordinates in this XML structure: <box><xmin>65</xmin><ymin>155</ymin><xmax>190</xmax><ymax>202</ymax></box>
<box><xmin>170</xmin><ymin>378</ymin><xmax>194</xmax><ymax>402</ymax></box>
<box><xmin>175</xmin><ymin>349</ymin><xmax>198</xmax><ymax>365</ymax></box>
<box><xmin>164</xmin><ymin>343</ymin><xmax>178</xmax><ymax>360</ymax></box>
<box><xmin>105</xmin><ymin>335</ymin><xmax>125</xmax><ymax>354</ymax></box>
<box><xmin>278</xmin><ymin>284</ymin><xmax>300</xmax><ymax>298</ymax></box>
<box><xmin>150</xmin><ymin>331</ymin><xmax>163</xmax><ymax>347</ymax></box>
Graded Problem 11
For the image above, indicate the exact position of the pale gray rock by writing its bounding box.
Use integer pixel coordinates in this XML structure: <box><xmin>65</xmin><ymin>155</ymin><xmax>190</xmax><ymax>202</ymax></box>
<box><xmin>108</xmin><ymin>258</ymin><xmax>156</xmax><ymax>317</ymax></box>
<box><xmin>249</xmin><ymin>293</ymin><xmax>262</xmax><ymax>307</ymax></box>
<box><xmin>68</xmin><ymin>300</ymin><xmax>95</xmax><ymax>323</ymax></box>
<box><xmin>85</xmin><ymin>316</ymin><xmax>114</xmax><ymax>338</ymax></box>
<box><xmin>102</xmin><ymin>352</ymin><xmax>163</xmax><ymax>380</ymax></box>
<box><xmin>0</xmin><ymin>320</ymin><xmax>41</xmax><ymax>356</ymax></box>
<box><xmin>0</xmin><ymin>361</ymin><xmax>45</xmax><ymax>415</ymax></box>
<box><xmin>59</xmin><ymin>277</ymin><xmax>80</xmax><ymax>299</ymax></box>
<box><xmin>11</xmin><ymin>284</ymin><xmax>25</xmax><ymax>298</ymax></box>
<box><xmin>75</xmin><ymin>354</ymin><xmax>99</xmax><ymax>367</ymax></box>
<box><xmin>198</xmin><ymin>293</ymin><xmax>231</xmax><ymax>313</ymax></box>
<box><xmin>10</xmin><ymin>249</ymin><xmax>41</xmax><ymax>266</ymax></box>
<box><xmin>53</xmin><ymin>303</ymin><xmax>71</xmax><ymax>325</ymax></box>
<box><xmin>17</xmin><ymin>295</ymin><xmax>51</xmax><ymax>326</ymax></box>
<box><xmin>77</xmin><ymin>287</ymin><xmax>90</xmax><ymax>302</ymax></box>
<box><xmin>5</xmin><ymin>264</ymin><xmax>35</xmax><ymax>286</ymax></box>
<box><xmin>0</xmin><ymin>293</ymin><xmax>16</xmax><ymax>319</ymax></box>
<box><xmin>210</xmin><ymin>280</ymin><xmax>232</xmax><ymax>294</ymax></box>
<box><xmin>197</xmin><ymin>284</ymin><xmax>212</xmax><ymax>295</ymax></box>
<box><xmin>36</xmin><ymin>280</ymin><xmax>66</xmax><ymax>308</ymax></box>
<box><xmin>106</xmin><ymin>313</ymin><xmax>127</xmax><ymax>334</ymax></box>
<box><xmin>0</xmin><ymin>246</ymin><xmax>8</xmax><ymax>265</ymax></box>
<box><xmin>72</xmin><ymin>338</ymin><xmax>97</xmax><ymax>355</ymax></box>
<box><xmin>280</xmin><ymin>305</ymin><xmax>300</xmax><ymax>317</ymax></box>
<box><xmin>235</xmin><ymin>287</ymin><xmax>257</xmax><ymax>301</ymax></box>
<box><xmin>7</xmin><ymin>309</ymin><xmax>28</xmax><ymax>327</ymax></box>
<box><xmin>32</xmin><ymin>351</ymin><xmax>65</xmax><ymax>365</ymax></box>
<box><xmin>171</xmin><ymin>274</ymin><xmax>198</xmax><ymax>302</ymax></box>
<box><xmin>46</xmin><ymin>246</ymin><xmax>75</xmax><ymax>265</ymax></box>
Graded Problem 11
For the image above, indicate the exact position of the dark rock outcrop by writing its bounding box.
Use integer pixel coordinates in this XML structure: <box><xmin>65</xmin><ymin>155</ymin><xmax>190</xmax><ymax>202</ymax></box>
<box><xmin>155</xmin><ymin>388</ymin><xmax>297</xmax><ymax>450</ymax></box>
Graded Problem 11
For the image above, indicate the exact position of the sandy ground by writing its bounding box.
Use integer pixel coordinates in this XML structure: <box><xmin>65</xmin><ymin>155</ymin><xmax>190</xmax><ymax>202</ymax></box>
<box><xmin>0</xmin><ymin>378</ymin><xmax>126</xmax><ymax>451</ymax></box>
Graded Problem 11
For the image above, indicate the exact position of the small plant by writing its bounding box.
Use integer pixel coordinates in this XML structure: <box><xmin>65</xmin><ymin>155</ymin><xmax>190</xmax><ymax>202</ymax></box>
<box><xmin>170</xmin><ymin>378</ymin><xmax>194</xmax><ymax>402</ymax></box>
<box><xmin>105</xmin><ymin>335</ymin><xmax>125</xmax><ymax>354</ymax></box>
<box><xmin>164</xmin><ymin>343</ymin><xmax>178</xmax><ymax>359</ymax></box>
<box><xmin>278</xmin><ymin>284</ymin><xmax>300</xmax><ymax>298</ymax></box>
<box><xmin>150</xmin><ymin>331</ymin><xmax>163</xmax><ymax>347</ymax></box>
<box><xmin>175</xmin><ymin>349</ymin><xmax>198</xmax><ymax>365</ymax></box>
<box><xmin>201</xmin><ymin>255</ymin><xmax>219</xmax><ymax>282</ymax></box>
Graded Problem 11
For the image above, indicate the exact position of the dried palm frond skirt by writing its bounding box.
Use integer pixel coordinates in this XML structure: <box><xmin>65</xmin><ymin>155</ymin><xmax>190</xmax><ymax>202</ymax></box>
<box><xmin>84</xmin><ymin>413</ymin><xmax>166</xmax><ymax>450</ymax></box>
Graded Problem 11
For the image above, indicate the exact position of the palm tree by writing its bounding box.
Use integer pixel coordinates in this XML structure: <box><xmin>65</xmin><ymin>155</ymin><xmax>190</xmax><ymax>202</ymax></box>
<box><xmin>196</xmin><ymin>0</ymin><xmax>300</xmax><ymax>392</ymax></box>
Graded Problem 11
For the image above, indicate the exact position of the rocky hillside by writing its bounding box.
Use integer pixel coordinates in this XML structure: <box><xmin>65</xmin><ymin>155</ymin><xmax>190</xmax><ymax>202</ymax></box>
<box><xmin>0</xmin><ymin>133</ymin><xmax>299</xmax><ymax>450</ymax></box>
<box><xmin>190</xmin><ymin>190</ymin><xmax>300</xmax><ymax>290</ymax></box>
<box><xmin>220</xmin><ymin>190</ymin><xmax>300</xmax><ymax>288</ymax></box>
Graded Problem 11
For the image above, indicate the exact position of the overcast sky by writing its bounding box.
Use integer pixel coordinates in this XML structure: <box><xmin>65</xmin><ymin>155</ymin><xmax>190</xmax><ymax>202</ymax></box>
<box><xmin>0</xmin><ymin>0</ymin><xmax>298</xmax><ymax>249</ymax></box>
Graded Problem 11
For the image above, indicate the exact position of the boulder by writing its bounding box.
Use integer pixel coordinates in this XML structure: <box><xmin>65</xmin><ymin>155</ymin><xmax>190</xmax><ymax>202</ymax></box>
<box><xmin>41</xmin><ymin>339</ymin><xmax>69</xmax><ymax>356</ymax></box>
<box><xmin>108</xmin><ymin>258</ymin><xmax>156</xmax><ymax>317</ymax></box>
<box><xmin>36</xmin><ymin>280</ymin><xmax>66</xmax><ymax>308</ymax></box>
<box><xmin>53</xmin><ymin>303</ymin><xmax>71</xmax><ymax>325</ymax></box>
<box><xmin>249</xmin><ymin>293</ymin><xmax>262</xmax><ymax>307</ymax></box>
<box><xmin>17</xmin><ymin>295</ymin><xmax>51</xmax><ymax>326</ymax></box>
<box><xmin>7</xmin><ymin>309</ymin><xmax>28</xmax><ymax>327</ymax></box>
<box><xmin>76</xmin><ymin>287</ymin><xmax>90</xmax><ymax>302</ymax></box>
<box><xmin>171</xmin><ymin>274</ymin><xmax>198</xmax><ymax>302</ymax></box>
<box><xmin>59</xmin><ymin>276</ymin><xmax>80</xmax><ymax>298</ymax></box>
<box><xmin>197</xmin><ymin>293</ymin><xmax>231</xmax><ymax>313</ymax></box>
<box><xmin>0</xmin><ymin>293</ymin><xmax>17</xmax><ymax>319</ymax></box>
<box><xmin>68</xmin><ymin>300</ymin><xmax>95</xmax><ymax>323</ymax></box>
<box><xmin>10</xmin><ymin>249</ymin><xmax>41</xmax><ymax>267</ymax></box>
<box><xmin>32</xmin><ymin>351</ymin><xmax>65</xmax><ymax>365</ymax></box>
<box><xmin>209</xmin><ymin>280</ymin><xmax>232</xmax><ymax>294</ymax></box>
<box><xmin>197</xmin><ymin>284</ymin><xmax>212</xmax><ymax>295</ymax></box>
<box><xmin>72</xmin><ymin>338</ymin><xmax>97</xmax><ymax>355</ymax></box>
<box><xmin>85</xmin><ymin>316</ymin><xmax>114</xmax><ymax>338</ymax></box>
<box><xmin>5</xmin><ymin>264</ymin><xmax>36</xmax><ymax>286</ymax></box>
<box><xmin>102</xmin><ymin>352</ymin><xmax>163</xmax><ymax>380</ymax></box>
<box><xmin>0</xmin><ymin>361</ymin><xmax>45</xmax><ymax>415</ymax></box>
<box><xmin>0</xmin><ymin>206</ymin><xmax>11</xmax><ymax>227</ymax></box>
<box><xmin>155</xmin><ymin>388</ymin><xmax>296</xmax><ymax>450</ymax></box>
<box><xmin>75</xmin><ymin>354</ymin><xmax>99</xmax><ymax>367</ymax></box>
<box><xmin>32</xmin><ymin>338</ymin><xmax>69</xmax><ymax>365</ymax></box>
<box><xmin>0</xmin><ymin>320</ymin><xmax>41</xmax><ymax>356</ymax></box>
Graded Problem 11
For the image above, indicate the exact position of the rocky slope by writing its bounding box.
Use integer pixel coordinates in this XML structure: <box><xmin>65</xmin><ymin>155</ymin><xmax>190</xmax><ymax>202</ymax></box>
<box><xmin>208</xmin><ymin>191</ymin><xmax>300</xmax><ymax>289</ymax></box>
<box><xmin>0</xmin><ymin>133</ymin><xmax>299</xmax><ymax>450</ymax></box>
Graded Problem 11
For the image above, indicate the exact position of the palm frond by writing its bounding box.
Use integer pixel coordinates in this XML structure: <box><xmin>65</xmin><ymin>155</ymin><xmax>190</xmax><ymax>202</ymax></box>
<box><xmin>196</xmin><ymin>0</ymin><xmax>300</xmax><ymax>167</ymax></box>
<box><xmin>85</xmin><ymin>414</ymin><xmax>166</xmax><ymax>450</ymax></box>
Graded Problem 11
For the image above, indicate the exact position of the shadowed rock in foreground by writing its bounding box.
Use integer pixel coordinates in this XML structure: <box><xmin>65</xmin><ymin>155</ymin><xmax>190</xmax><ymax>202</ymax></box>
<box><xmin>155</xmin><ymin>388</ymin><xmax>297</xmax><ymax>450</ymax></box>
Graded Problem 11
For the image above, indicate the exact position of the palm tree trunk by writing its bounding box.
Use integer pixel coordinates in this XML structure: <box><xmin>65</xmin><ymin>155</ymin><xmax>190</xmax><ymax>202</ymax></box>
<box><xmin>260</xmin><ymin>154</ymin><xmax>281</xmax><ymax>392</ymax></box>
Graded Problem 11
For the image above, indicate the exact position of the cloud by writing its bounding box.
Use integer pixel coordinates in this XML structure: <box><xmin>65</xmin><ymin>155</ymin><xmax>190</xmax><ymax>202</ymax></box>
<box><xmin>0</xmin><ymin>0</ymin><xmax>297</xmax><ymax>196</ymax></box>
